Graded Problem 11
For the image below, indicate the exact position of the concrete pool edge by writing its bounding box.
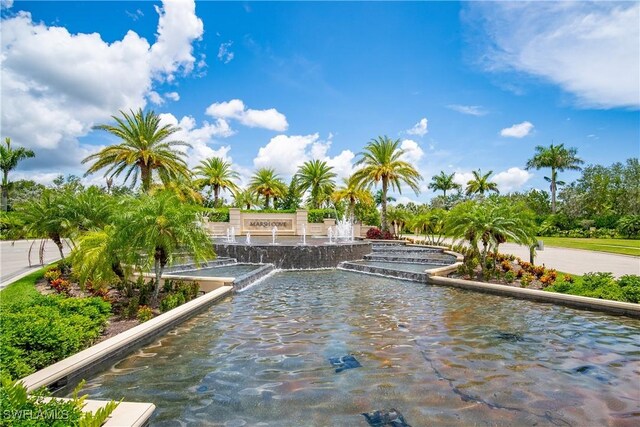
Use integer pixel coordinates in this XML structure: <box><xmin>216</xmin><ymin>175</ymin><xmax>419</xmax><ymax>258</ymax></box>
<box><xmin>427</xmin><ymin>274</ymin><xmax>640</xmax><ymax>318</ymax></box>
<box><xmin>19</xmin><ymin>285</ymin><xmax>234</xmax><ymax>425</ymax></box>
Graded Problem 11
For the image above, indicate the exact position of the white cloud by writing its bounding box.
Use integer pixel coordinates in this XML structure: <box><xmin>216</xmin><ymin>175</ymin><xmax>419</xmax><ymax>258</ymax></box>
<box><xmin>453</xmin><ymin>167</ymin><xmax>532</xmax><ymax>193</ymax></box>
<box><xmin>406</xmin><ymin>118</ymin><xmax>428</xmax><ymax>136</ymax></box>
<box><xmin>1</xmin><ymin>0</ymin><xmax>204</xmax><ymax>163</ymax></box>
<box><xmin>158</xmin><ymin>112</ymin><xmax>235</xmax><ymax>168</ymax></box>
<box><xmin>254</xmin><ymin>134</ymin><xmax>318</xmax><ymax>176</ymax></box>
<box><xmin>149</xmin><ymin>0</ymin><xmax>204</xmax><ymax>81</ymax></box>
<box><xmin>165</xmin><ymin>91</ymin><xmax>180</xmax><ymax>101</ymax></box>
<box><xmin>453</xmin><ymin>171</ymin><xmax>475</xmax><ymax>187</ymax></box>
<box><xmin>447</xmin><ymin>104</ymin><xmax>487</xmax><ymax>116</ymax></box>
<box><xmin>253</xmin><ymin>133</ymin><xmax>354</xmax><ymax>180</ymax></box>
<box><xmin>206</xmin><ymin>99</ymin><xmax>288</xmax><ymax>131</ymax></box>
<box><xmin>148</xmin><ymin>91</ymin><xmax>164</xmax><ymax>105</ymax></box>
<box><xmin>217</xmin><ymin>41</ymin><xmax>234</xmax><ymax>64</ymax></box>
<box><xmin>1</xmin><ymin>0</ymin><xmax>13</xmax><ymax>9</ymax></box>
<box><xmin>500</xmin><ymin>121</ymin><xmax>534</xmax><ymax>138</ymax></box>
<box><xmin>491</xmin><ymin>167</ymin><xmax>532</xmax><ymax>192</ymax></box>
<box><xmin>469</xmin><ymin>2</ymin><xmax>640</xmax><ymax>109</ymax></box>
<box><xmin>399</xmin><ymin>139</ymin><xmax>424</xmax><ymax>167</ymax></box>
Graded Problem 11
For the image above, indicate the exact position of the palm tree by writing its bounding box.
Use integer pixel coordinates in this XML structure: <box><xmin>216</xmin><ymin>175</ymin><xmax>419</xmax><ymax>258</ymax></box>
<box><xmin>18</xmin><ymin>190</ymin><xmax>70</xmax><ymax>260</ymax></box>
<box><xmin>374</xmin><ymin>189</ymin><xmax>395</xmax><ymax>207</ymax></box>
<box><xmin>526</xmin><ymin>143</ymin><xmax>583</xmax><ymax>213</ymax></box>
<box><xmin>150</xmin><ymin>177</ymin><xmax>204</xmax><ymax>204</ymax></box>
<box><xmin>332</xmin><ymin>175</ymin><xmax>373</xmax><ymax>219</ymax></box>
<box><xmin>248</xmin><ymin>168</ymin><xmax>287</xmax><ymax>209</ymax></box>
<box><xmin>353</xmin><ymin>136</ymin><xmax>422</xmax><ymax>232</ymax></box>
<box><xmin>0</xmin><ymin>137</ymin><xmax>35</xmax><ymax>212</ymax></box>
<box><xmin>386</xmin><ymin>206</ymin><xmax>410</xmax><ymax>237</ymax></box>
<box><xmin>83</xmin><ymin>109</ymin><xmax>191</xmax><ymax>192</ymax></box>
<box><xmin>465</xmin><ymin>169</ymin><xmax>499</xmax><ymax>197</ymax></box>
<box><xmin>232</xmin><ymin>188</ymin><xmax>259</xmax><ymax>210</ymax></box>
<box><xmin>195</xmin><ymin>157</ymin><xmax>240</xmax><ymax>207</ymax></box>
<box><xmin>293</xmin><ymin>159</ymin><xmax>337</xmax><ymax>209</ymax></box>
<box><xmin>428</xmin><ymin>171</ymin><xmax>460</xmax><ymax>198</ymax></box>
<box><xmin>118</xmin><ymin>191</ymin><xmax>214</xmax><ymax>299</ymax></box>
<box><xmin>70</xmin><ymin>224</ymin><xmax>128</xmax><ymax>286</ymax></box>
<box><xmin>447</xmin><ymin>200</ymin><xmax>536</xmax><ymax>280</ymax></box>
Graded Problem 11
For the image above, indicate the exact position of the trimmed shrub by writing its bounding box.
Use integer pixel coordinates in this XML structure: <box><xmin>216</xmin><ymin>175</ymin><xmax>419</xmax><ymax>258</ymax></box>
<box><xmin>136</xmin><ymin>306</ymin><xmax>153</xmax><ymax>322</ymax></box>
<box><xmin>0</xmin><ymin>295</ymin><xmax>111</xmax><ymax>378</ymax></box>
<box><xmin>366</xmin><ymin>227</ymin><xmax>394</xmax><ymax>240</ymax></box>
<box><xmin>618</xmin><ymin>275</ymin><xmax>640</xmax><ymax>303</ymax></box>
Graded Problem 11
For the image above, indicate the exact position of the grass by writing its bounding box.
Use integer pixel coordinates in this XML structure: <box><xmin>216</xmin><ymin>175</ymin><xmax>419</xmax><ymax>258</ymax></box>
<box><xmin>539</xmin><ymin>237</ymin><xmax>640</xmax><ymax>257</ymax></box>
<box><xmin>0</xmin><ymin>267</ymin><xmax>46</xmax><ymax>307</ymax></box>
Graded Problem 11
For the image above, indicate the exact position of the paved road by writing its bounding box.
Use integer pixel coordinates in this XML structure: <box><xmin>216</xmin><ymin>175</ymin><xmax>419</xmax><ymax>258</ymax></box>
<box><xmin>0</xmin><ymin>240</ymin><xmax>68</xmax><ymax>288</ymax></box>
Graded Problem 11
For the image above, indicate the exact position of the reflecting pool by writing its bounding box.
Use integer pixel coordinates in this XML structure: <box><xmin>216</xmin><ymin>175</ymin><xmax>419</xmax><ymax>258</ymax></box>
<box><xmin>76</xmin><ymin>270</ymin><xmax>640</xmax><ymax>426</ymax></box>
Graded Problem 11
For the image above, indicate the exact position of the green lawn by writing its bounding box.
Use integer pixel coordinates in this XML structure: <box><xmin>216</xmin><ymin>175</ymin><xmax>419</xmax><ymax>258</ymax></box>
<box><xmin>0</xmin><ymin>267</ymin><xmax>45</xmax><ymax>306</ymax></box>
<box><xmin>539</xmin><ymin>237</ymin><xmax>640</xmax><ymax>257</ymax></box>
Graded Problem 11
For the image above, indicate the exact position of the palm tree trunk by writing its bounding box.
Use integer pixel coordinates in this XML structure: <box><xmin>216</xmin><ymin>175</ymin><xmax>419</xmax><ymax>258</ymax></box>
<box><xmin>214</xmin><ymin>185</ymin><xmax>220</xmax><ymax>207</ymax></box>
<box><xmin>51</xmin><ymin>234</ymin><xmax>65</xmax><ymax>260</ymax></box>
<box><xmin>349</xmin><ymin>198</ymin><xmax>355</xmax><ymax>220</ymax></box>
<box><xmin>1</xmin><ymin>170</ymin><xmax>9</xmax><ymax>212</ymax></box>
<box><xmin>154</xmin><ymin>257</ymin><xmax>161</xmax><ymax>300</ymax></box>
<box><xmin>443</xmin><ymin>189</ymin><xmax>447</xmax><ymax>198</ymax></box>
<box><xmin>381</xmin><ymin>179</ymin><xmax>388</xmax><ymax>232</ymax></box>
<box><xmin>550</xmin><ymin>167</ymin><xmax>557</xmax><ymax>214</ymax></box>
<box><xmin>265</xmin><ymin>194</ymin><xmax>270</xmax><ymax>209</ymax></box>
<box><xmin>141</xmin><ymin>164</ymin><xmax>152</xmax><ymax>193</ymax></box>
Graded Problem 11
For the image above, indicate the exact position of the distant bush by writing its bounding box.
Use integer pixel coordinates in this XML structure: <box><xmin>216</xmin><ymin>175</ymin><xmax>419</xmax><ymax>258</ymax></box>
<box><xmin>617</xmin><ymin>215</ymin><xmax>640</xmax><ymax>238</ymax></box>
<box><xmin>160</xmin><ymin>292</ymin><xmax>185</xmax><ymax>313</ymax></box>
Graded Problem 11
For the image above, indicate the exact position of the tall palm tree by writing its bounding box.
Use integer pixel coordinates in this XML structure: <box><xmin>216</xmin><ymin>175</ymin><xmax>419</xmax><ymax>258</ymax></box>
<box><xmin>83</xmin><ymin>109</ymin><xmax>191</xmax><ymax>192</ymax></box>
<box><xmin>232</xmin><ymin>188</ymin><xmax>259</xmax><ymax>210</ymax></box>
<box><xmin>118</xmin><ymin>191</ymin><xmax>214</xmax><ymax>299</ymax></box>
<box><xmin>332</xmin><ymin>175</ymin><xmax>373</xmax><ymax>219</ymax></box>
<box><xmin>465</xmin><ymin>169</ymin><xmax>499</xmax><ymax>197</ymax></box>
<box><xmin>353</xmin><ymin>136</ymin><xmax>422</xmax><ymax>232</ymax></box>
<box><xmin>294</xmin><ymin>159</ymin><xmax>337</xmax><ymax>209</ymax></box>
<box><xmin>248</xmin><ymin>168</ymin><xmax>287</xmax><ymax>209</ymax></box>
<box><xmin>195</xmin><ymin>157</ymin><xmax>240</xmax><ymax>206</ymax></box>
<box><xmin>526</xmin><ymin>143</ymin><xmax>583</xmax><ymax>213</ymax></box>
<box><xmin>428</xmin><ymin>171</ymin><xmax>460</xmax><ymax>198</ymax></box>
<box><xmin>0</xmin><ymin>137</ymin><xmax>35</xmax><ymax>212</ymax></box>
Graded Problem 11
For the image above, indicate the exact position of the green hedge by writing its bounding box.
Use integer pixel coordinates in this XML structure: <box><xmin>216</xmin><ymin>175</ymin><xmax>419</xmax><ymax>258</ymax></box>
<box><xmin>547</xmin><ymin>273</ymin><xmax>640</xmax><ymax>303</ymax></box>
<box><xmin>206</xmin><ymin>207</ymin><xmax>230</xmax><ymax>222</ymax></box>
<box><xmin>242</xmin><ymin>208</ymin><xmax>296</xmax><ymax>214</ymax></box>
<box><xmin>0</xmin><ymin>295</ymin><xmax>111</xmax><ymax>378</ymax></box>
<box><xmin>308</xmin><ymin>209</ymin><xmax>337</xmax><ymax>223</ymax></box>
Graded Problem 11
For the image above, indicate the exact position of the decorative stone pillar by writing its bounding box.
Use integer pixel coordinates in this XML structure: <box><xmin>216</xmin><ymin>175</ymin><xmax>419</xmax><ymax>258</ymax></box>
<box><xmin>229</xmin><ymin>208</ymin><xmax>241</xmax><ymax>235</ymax></box>
<box><xmin>296</xmin><ymin>209</ymin><xmax>308</xmax><ymax>236</ymax></box>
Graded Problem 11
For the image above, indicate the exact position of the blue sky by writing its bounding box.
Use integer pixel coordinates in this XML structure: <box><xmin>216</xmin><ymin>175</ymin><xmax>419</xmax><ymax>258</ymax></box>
<box><xmin>1</xmin><ymin>1</ymin><xmax>638</xmax><ymax>203</ymax></box>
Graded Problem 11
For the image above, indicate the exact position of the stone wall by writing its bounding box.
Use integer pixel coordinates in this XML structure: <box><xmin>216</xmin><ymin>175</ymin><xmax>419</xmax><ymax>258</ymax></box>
<box><xmin>212</xmin><ymin>242</ymin><xmax>373</xmax><ymax>269</ymax></box>
<box><xmin>205</xmin><ymin>209</ymin><xmax>374</xmax><ymax>238</ymax></box>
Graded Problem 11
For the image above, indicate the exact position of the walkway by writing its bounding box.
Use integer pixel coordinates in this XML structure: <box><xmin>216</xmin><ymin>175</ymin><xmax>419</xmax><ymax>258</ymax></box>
<box><xmin>0</xmin><ymin>240</ymin><xmax>66</xmax><ymax>288</ymax></box>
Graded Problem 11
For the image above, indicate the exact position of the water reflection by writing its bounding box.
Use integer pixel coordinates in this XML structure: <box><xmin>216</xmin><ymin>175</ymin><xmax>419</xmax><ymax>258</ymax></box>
<box><xmin>77</xmin><ymin>270</ymin><xmax>640</xmax><ymax>426</ymax></box>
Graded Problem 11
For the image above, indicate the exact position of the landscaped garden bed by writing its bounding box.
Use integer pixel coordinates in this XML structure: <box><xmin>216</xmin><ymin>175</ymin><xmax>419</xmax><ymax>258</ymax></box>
<box><xmin>0</xmin><ymin>260</ymin><xmax>202</xmax><ymax>380</ymax></box>
<box><xmin>448</xmin><ymin>249</ymin><xmax>639</xmax><ymax>304</ymax></box>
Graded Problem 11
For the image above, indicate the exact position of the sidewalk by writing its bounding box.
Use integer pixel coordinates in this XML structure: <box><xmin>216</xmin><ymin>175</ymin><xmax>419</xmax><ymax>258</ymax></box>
<box><xmin>0</xmin><ymin>240</ymin><xmax>66</xmax><ymax>288</ymax></box>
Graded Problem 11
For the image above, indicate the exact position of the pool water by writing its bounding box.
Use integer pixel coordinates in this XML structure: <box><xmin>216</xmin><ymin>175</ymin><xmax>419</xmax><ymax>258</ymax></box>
<box><xmin>77</xmin><ymin>270</ymin><xmax>640</xmax><ymax>426</ymax></box>
<box><xmin>349</xmin><ymin>260</ymin><xmax>441</xmax><ymax>273</ymax></box>
<box><xmin>175</xmin><ymin>264</ymin><xmax>262</xmax><ymax>278</ymax></box>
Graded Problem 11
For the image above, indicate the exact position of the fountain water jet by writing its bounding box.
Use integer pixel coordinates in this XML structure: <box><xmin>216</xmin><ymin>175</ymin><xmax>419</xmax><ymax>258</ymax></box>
<box><xmin>271</xmin><ymin>226</ymin><xmax>278</xmax><ymax>245</ymax></box>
